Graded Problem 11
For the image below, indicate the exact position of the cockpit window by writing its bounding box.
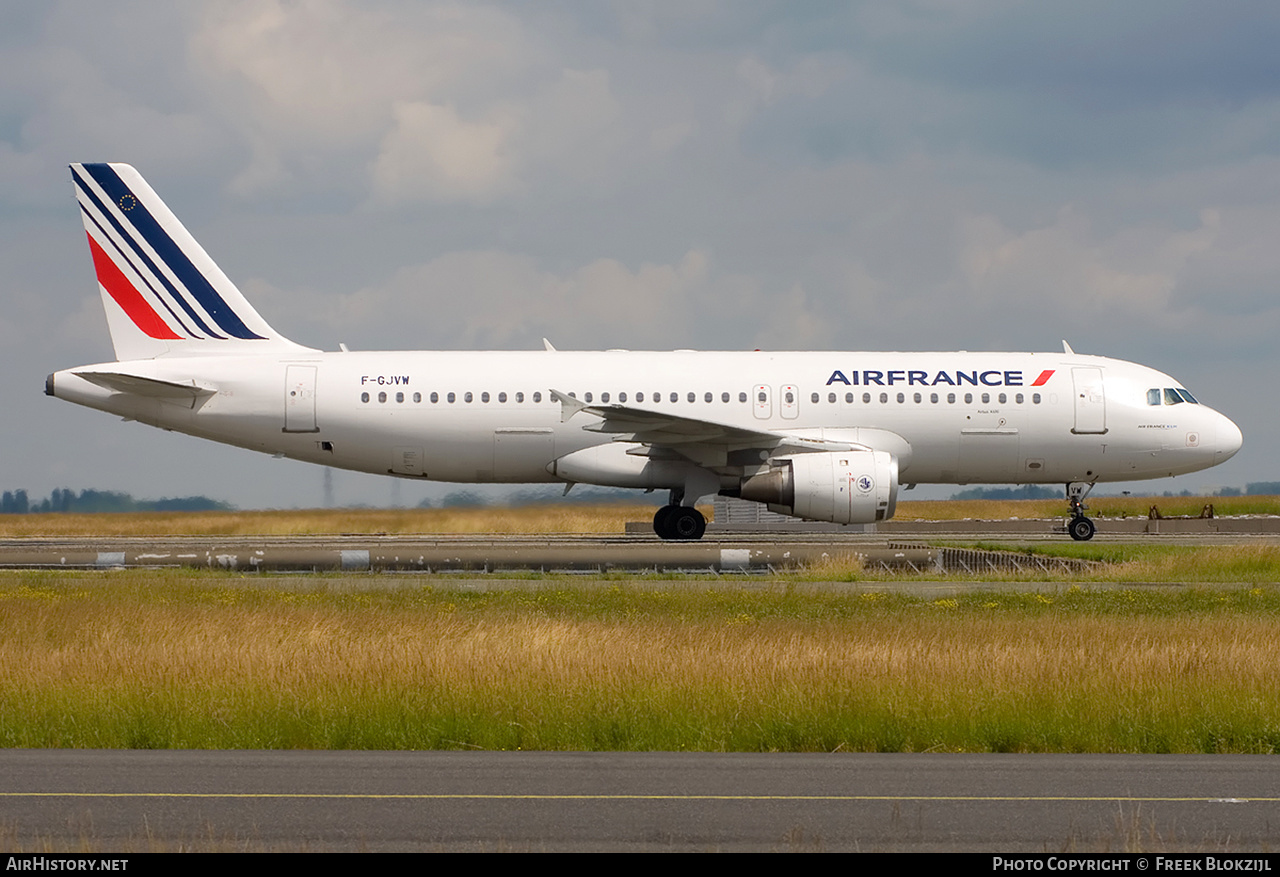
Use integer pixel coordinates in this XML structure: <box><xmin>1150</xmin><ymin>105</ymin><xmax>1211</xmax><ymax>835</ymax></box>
<box><xmin>1148</xmin><ymin>387</ymin><xmax>1200</xmax><ymax>405</ymax></box>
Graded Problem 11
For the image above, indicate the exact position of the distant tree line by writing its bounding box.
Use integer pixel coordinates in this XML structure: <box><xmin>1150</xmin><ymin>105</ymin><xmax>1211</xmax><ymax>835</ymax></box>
<box><xmin>950</xmin><ymin>484</ymin><xmax>1275</xmax><ymax>501</ymax></box>
<box><xmin>417</xmin><ymin>486</ymin><xmax>665</xmax><ymax>509</ymax></box>
<box><xmin>0</xmin><ymin>488</ymin><xmax>234</xmax><ymax>514</ymax></box>
<box><xmin>949</xmin><ymin>486</ymin><xmax>1061</xmax><ymax>501</ymax></box>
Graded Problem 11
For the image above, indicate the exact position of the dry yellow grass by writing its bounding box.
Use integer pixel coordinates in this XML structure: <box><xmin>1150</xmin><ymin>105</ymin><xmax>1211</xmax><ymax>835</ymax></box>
<box><xmin>0</xmin><ymin>504</ymin><xmax>680</xmax><ymax>537</ymax></box>
<box><xmin>0</xmin><ymin>495</ymin><xmax>1273</xmax><ymax>537</ymax></box>
<box><xmin>893</xmin><ymin>495</ymin><xmax>1280</xmax><ymax>521</ymax></box>
<box><xmin>4</xmin><ymin>576</ymin><xmax>1280</xmax><ymax>750</ymax></box>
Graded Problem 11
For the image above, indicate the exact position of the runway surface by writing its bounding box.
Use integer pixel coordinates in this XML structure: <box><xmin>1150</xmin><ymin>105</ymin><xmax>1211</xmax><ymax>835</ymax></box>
<box><xmin>3</xmin><ymin>751</ymin><xmax>1277</xmax><ymax>852</ymax></box>
<box><xmin>1</xmin><ymin>526</ymin><xmax>1277</xmax><ymax>573</ymax></box>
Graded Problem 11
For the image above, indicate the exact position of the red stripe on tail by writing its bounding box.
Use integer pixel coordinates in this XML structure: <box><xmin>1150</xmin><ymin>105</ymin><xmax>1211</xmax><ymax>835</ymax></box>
<box><xmin>86</xmin><ymin>234</ymin><xmax>181</xmax><ymax>340</ymax></box>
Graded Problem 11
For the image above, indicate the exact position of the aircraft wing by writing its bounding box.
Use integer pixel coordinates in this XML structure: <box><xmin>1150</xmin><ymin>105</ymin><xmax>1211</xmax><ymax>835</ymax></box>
<box><xmin>548</xmin><ymin>389</ymin><xmax>857</xmax><ymax>458</ymax></box>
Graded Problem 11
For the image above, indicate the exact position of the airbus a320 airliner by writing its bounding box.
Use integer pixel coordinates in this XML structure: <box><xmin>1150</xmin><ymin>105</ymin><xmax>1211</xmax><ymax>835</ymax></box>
<box><xmin>47</xmin><ymin>163</ymin><xmax>1243</xmax><ymax>540</ymax></box>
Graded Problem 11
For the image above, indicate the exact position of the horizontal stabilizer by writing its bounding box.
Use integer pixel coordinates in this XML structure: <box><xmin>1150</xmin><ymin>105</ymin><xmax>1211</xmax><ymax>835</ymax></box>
<box><xmin>73</xmin><ymin>371</ymin><xmax>215</xmax><ymax>408</ymax></box>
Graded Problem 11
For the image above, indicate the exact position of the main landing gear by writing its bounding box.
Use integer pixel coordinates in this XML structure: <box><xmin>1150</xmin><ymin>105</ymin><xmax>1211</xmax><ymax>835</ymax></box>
<box><xmin>1066</xmin><ymin>481</ymin><xmax>1096</xmax><ymax>541</ymax></box>
<box><xmin>653</xmin><ymin>490</ymin><xmax>707</xmax><ymax>541</ymax></box>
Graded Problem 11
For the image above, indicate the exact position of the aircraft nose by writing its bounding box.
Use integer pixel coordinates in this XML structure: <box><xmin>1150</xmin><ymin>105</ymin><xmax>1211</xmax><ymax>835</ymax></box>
<box><xmin>1215</xmin><ymin>414</ymin><xmax>1243</xmax><ymax>463</ymax></box>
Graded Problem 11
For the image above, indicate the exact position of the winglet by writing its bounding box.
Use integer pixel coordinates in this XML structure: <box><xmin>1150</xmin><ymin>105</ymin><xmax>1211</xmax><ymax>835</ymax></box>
<box><xmin>549</xmin><ymin>389</ymin><xmax>588</xmax><ymax>423</ymax></box>
<box><xmin>1062</xmin><ymin>340</ymin><xmax>1075</xmax><ymax>355</ymax></box>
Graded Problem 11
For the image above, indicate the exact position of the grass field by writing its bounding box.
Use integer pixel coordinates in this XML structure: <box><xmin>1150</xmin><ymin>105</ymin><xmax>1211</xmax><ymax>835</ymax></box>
<box><xmin>4</xmin><ymin>569</ymin><xmax>1280</xmax><ymax>753</ymax></box>
<box><xmin>0</xmin><ymin>505</ymin><xmax>663</xmax><ymax>537</ymax></box>
<box><xmin>0</xmin><ymin>495</ymin><xmax>1274</xmax><ymax>537</ymax></box>
<box><xmin>4</xmin><ymin>501</ymin><xmax>1278</xmax><ymax>753</ymax></box>
<box><xmin>838</xmin><ymin>544</ymin><xmax>1280</xmax><ymax>583</ymax></box>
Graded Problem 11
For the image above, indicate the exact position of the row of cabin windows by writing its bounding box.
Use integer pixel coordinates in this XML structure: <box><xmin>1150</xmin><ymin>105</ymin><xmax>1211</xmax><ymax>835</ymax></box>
<box><xmin>358</xmin><ymin>389</ymin><xmax>1043</xmax><ymax>406</ymax></box>
<box><xmin>358</xmin><ymin>390</ymin><xmax>543</xmax><ymax>404</ymax></box>
<box><xmin>810</xmin><ymin>390</ymin><xmax>1040</xmax><ymax>405</ymax></box>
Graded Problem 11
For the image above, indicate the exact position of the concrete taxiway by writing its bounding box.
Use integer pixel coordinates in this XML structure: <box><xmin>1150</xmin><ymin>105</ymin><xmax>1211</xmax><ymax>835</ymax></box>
<box><xmin>1</xmin><ymin>522</ymin><xmax>1276</xmax><ymax>573</ymax></box>
<box><xmin>2</xmin><ymin>751</ymin><xmax>1277</xmax><ymax>852</ymax></box>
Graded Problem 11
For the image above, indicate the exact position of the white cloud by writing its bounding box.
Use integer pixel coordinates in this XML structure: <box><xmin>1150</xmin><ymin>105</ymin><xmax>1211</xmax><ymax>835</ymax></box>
<box><xmin>189</xmin><ymin>0</ymin><xmax>534</xmax><ymax>196</ymax></box>
<box><xmin>956</xmin><ymin>206</ymin><xmax>1220</xmax><ymax>323</ymax></box>
<box><xmin>297</xmin><ymin>248</ymin><xmax>715</xmax><ymax>349</ymax></box>
<box><xmin>371</xmin><ymin>101</ymin><xmax>518</xmax><ymax>204</ymax></box>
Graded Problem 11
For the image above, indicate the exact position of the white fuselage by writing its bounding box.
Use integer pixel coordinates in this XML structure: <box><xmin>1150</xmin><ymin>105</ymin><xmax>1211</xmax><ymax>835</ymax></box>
<box><xmin>51</xmin><ymin>349</ymin><xmax>1242</xmax><ymax>493</ymax></box>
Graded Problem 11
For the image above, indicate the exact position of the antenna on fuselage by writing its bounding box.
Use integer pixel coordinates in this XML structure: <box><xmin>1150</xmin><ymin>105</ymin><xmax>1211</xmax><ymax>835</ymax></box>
<box><xmin>543</xmin><ymin>338</ymin><xmax>557</xmax><ymax>352</ymax></box>
<box><xmin>1062</xmin><ymin>340</ymin><xmax>1075</xmax><ymax>355</ymax></box>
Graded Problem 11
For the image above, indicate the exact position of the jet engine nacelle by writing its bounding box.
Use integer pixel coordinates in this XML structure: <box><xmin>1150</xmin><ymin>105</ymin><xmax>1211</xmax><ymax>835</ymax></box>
<box><xmin>738</xmin><ymin>449</ymin><xmax>898</xmax><ymax>524</ymax></box>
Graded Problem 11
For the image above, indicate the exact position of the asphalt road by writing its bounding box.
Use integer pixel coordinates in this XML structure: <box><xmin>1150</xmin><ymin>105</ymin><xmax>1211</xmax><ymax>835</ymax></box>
<box><xmin>3</xmin><ymin>751</ymin><xmax>1278</xmax><ymax>852</ymax></box>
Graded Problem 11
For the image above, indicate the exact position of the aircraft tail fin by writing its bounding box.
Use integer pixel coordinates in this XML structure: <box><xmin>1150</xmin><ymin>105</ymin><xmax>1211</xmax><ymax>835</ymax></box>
<box><xmin>70</xmin><ymin>162</ymin><xmax>314</xmax><ymax>360</ymax></box>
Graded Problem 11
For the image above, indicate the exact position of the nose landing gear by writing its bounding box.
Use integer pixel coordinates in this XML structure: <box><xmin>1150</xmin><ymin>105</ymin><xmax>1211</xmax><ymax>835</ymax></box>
<box><xmin>1066</xmin><ymin>482</ymin><xmax>1096</xmax><ymax>541</ymax></box>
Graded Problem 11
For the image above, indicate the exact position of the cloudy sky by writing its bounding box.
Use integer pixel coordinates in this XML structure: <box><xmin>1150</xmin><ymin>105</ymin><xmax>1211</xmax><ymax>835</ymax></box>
<box><xmin>2</xmin><ymin>0</ymin><xmax>1277</xmax><ymax>507</ymax></box>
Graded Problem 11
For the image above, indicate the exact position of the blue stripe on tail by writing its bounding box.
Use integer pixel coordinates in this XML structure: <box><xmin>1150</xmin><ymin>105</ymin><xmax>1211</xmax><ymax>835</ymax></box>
<box><xmin>80</xmin><ymin>163</ymin><xmax>264</xmax><ymax>340</ymax></box>
<box><xmin>73</xmin><ymin>165</ymin><xmax>224</xmax><ymax>339</ymax></box>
